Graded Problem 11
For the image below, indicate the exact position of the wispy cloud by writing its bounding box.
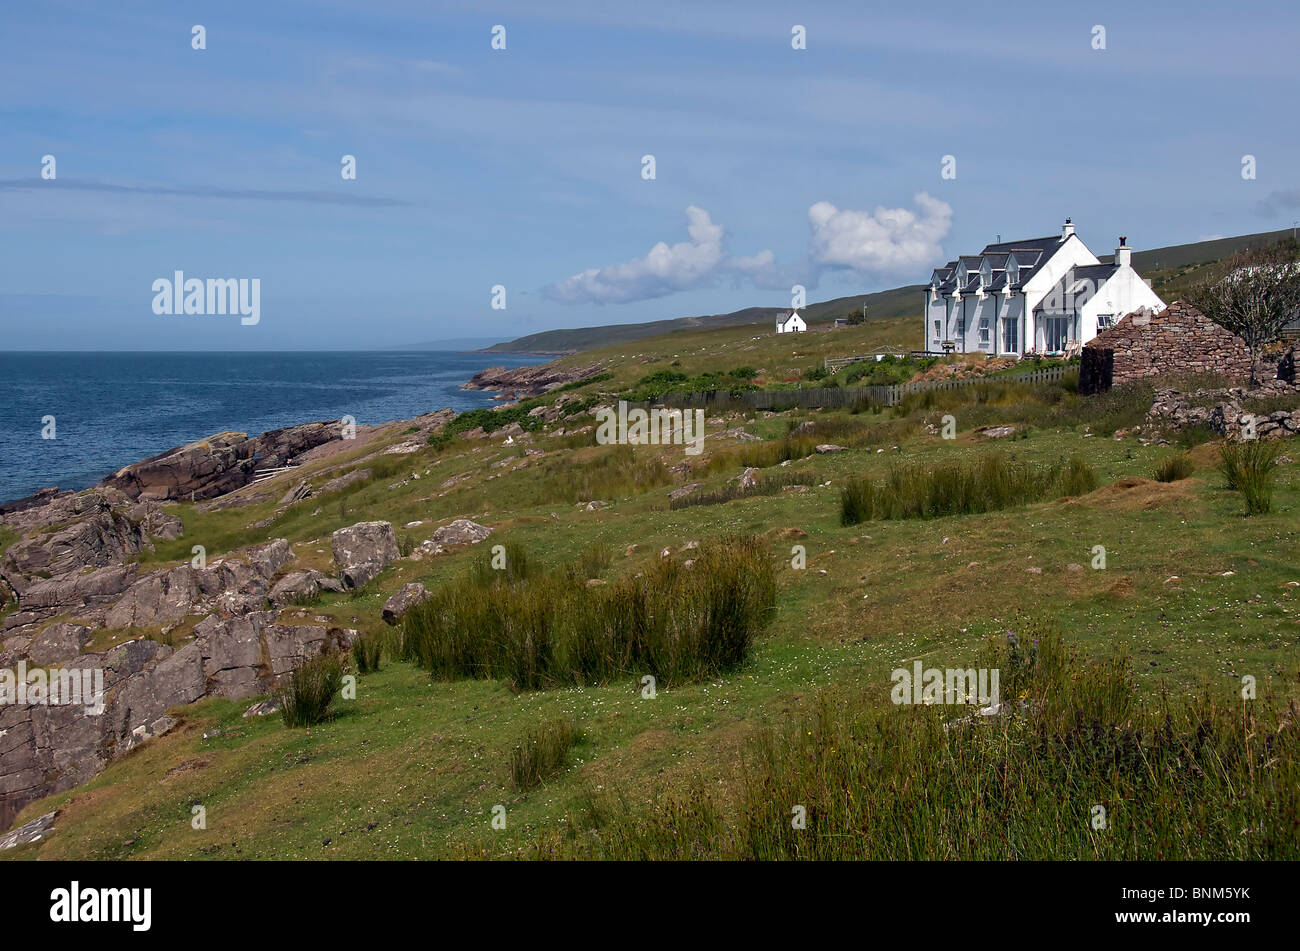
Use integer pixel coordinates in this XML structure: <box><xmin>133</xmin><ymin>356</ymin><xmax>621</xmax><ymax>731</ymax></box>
<box><xmin>544</xmin><ymin>206</ymin><xmax>779</xmax><ymax>304</ymax></box>
<box><xmin>0</xmin><ymin>179</ymin><xmax>413</xmax><ymax>207</ymax></box>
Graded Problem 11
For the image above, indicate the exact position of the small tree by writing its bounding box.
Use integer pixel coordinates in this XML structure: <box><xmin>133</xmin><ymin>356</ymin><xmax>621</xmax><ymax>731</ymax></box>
<box><xmin>1185</xmin><ymin>243</ymin><xmax>1300</xmax><ymax>384</ymax></box>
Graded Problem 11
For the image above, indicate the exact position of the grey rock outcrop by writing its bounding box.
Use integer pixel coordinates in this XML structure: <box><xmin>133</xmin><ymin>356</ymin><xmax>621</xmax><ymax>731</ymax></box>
<box><xmin>0</xmin><ymin>613</ymin><xmax>357</xmax><ymax>830</ymax></box>
<box><xmin>99</xmin><ymin>421</ymin><xmax>344</xmax><ymax>502</ymax></box>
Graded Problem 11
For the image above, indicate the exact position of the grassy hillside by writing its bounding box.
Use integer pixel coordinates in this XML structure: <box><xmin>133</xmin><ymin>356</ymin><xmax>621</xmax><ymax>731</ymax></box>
<box><xmin>4</xmin><ymin>309</ymin><xmax>1298</xmax><ymax>861</ymax></box>
<box><xmin>485</xmin><ymin>228</ymin><xmax>1299</xmax><ymax>356</ymax></box>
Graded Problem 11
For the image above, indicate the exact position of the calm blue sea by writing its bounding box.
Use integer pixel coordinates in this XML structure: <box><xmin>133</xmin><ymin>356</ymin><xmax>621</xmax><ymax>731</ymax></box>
<box><xmin>0</xmin><ymin>351</ymin><xmax>546</xmax><ymax>505</ymax></box>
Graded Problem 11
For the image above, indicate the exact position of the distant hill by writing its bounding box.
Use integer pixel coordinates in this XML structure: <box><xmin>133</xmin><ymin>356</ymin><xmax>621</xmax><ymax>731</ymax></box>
<box><xmin>1099</xmin><ymin>228</ymin><xmax>1296</xmax><ymax>271</ymax></box>
<box><xmin>483</xmin><ymin>228</ymin><xmax>1298</xmax><ymax>354</ymax></box>
<box><xmin>482</xmin><ymin>285</ymin><xmax>925</xmax><ymax>354</ymax></box>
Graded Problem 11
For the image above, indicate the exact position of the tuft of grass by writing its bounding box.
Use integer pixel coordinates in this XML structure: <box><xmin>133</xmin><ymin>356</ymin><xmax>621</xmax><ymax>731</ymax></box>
<box><xmin>1153</xmin><ymin>452</ymin><xmax>1194</xmax><ymax>483</ymax></box>
<box><xmin>840</xmin><ymin>451</ymin><xmax>1096</xmax><ymax>524</ymax></box>
<box><xmin>510</xmin><ymin>718</ymin><xmax>581</xmax><ymax>791</ymax></box>
<box><xmin>1220</xmin><ymin>440</ymin><xmax>1281</xmax><ymax>515</ymax></box>
<box><xmin>279</xmin><ymin>652</ymin><xmax>345</xmax><ymax>727</ymax></box>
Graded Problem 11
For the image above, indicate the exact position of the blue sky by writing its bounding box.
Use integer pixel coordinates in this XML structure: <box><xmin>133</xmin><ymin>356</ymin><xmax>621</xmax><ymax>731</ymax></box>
<box><xmin>2</xmin><ymin>0</ymin><xmax>1298</xmax><ymax>350</ymax></box>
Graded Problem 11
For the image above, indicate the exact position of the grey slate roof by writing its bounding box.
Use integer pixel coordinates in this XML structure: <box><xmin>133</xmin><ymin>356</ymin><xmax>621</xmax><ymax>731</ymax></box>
<box><xmin>980</xmin><ymin>235</ymin><xmax>1065</xmax><ymax>255</ymax></box>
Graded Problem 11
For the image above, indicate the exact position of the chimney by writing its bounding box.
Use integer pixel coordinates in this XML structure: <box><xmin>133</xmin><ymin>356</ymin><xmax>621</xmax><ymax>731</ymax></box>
<box><xmin>1115</xmin><ymin>236</ymin><xmax>1131</xmax><ymax>268</ymax></box>
<box><xmin>1062</xmin><ymin>217</ymin><xmax>1075</xmax><ymax>239</ymax></box>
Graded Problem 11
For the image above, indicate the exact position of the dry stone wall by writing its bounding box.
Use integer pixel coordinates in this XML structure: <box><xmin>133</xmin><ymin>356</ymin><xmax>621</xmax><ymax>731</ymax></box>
<box><xmin>1079</xmin><ymin>302</ymin><xmax>1253</xmax><ymax>395</ymax></box>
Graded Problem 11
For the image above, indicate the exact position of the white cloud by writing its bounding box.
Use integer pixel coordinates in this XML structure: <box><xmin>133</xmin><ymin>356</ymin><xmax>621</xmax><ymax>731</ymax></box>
<box><xmin>546</xmin><ymin>193</ymin><xmax>954</xmax><ymax>305</ymax></box>
<box><xmin>546</xmin><ymin>206</ymin><xmax>778</xmax><ymax>303</ymax></box>
<box><xmin>808</xmin><ymin>192</ymin><xmax>952</xmax><ymax>276</ymax></box>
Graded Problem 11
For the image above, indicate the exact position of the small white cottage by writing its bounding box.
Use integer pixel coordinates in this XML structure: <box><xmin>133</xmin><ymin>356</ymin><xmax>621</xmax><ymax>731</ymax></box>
<box><xmin>776</xmin><ymin>310</ymin><xmax>807</xmax><ymax>334</ymax></box>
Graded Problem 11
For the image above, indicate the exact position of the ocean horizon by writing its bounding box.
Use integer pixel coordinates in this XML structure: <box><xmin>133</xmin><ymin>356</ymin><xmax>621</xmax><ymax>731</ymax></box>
<box><xmin>0</xmin><ymin>350</ymin><xmax>546</xmax><ymax>505</ymax></box>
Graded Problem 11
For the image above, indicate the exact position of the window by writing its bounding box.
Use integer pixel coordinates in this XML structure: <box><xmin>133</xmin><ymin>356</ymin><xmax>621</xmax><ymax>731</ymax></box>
<box><xmin>1003</xmin><ymin>317</ymin><xmax>1019</xmax><ymax>352</ymax></box>
<box><xmin>933</xmin><ymin>319</ymin><xmax>940</xmax><ymax>340</ymax></box>
<box><xmin>978</xmin><ymin>316</ymin><xmax>990</xmax><ymax>345</ymax></box>
<box><xmin>1097</xmin><ymin>313</ymin><xmax>1114</xmax><ymax>329</ymax></box>
<box><xmin>1044</xmin><ymin>316</ymin><xmax>1071</xmax><ymax>352</ymax></box>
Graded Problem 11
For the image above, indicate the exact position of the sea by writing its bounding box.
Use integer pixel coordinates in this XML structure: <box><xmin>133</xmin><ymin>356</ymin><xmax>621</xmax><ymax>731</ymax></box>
<box><xmin>0</xmin><ymin>351</ymin><xmax>546</xmax><ymax>505</ymax></box>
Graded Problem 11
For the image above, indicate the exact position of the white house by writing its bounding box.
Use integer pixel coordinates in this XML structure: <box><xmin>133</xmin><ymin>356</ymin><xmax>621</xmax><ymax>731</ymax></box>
<box><xmin>776</xmin><ymin>310</ymin><xmax>807</xmax><ymax>334</ymax></box>
<box><xmin>924</xmin><ymin>219</ymin><xmax>1166</xmax><ymax>356</ymax></box>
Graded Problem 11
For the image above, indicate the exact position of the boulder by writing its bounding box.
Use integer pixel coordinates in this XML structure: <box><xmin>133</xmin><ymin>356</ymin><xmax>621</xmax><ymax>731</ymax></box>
<box><xmin>382</xmin><ymin>583</ymin><xmax>431</xmax><ymax>625</ymax></box>
<box><xmin>278</xmin><ymin>480</ymin><xmax>312</xmax><ymax>505</ymax></box>
<box><xmin>0</xmin><ymin>811</ymin><xmax>57</xmax><ymax>851</ymax></box>
<box><xmin>243</xmin><ymin>698</ymin><xmax>281</xmax><ymax>718</ymax></box>
<box><xmin>426</xmin><ymin>519</ymin><xmax>492</xmax><ymax>548</ymax></box>
<box><xmin>737</xmin><ymin>467</ymin><xmax>760</xmax><ymax>491</ymax></box>
<box><xmin>668</xmin><ymin>483</ymin><xmax>703</xmax><ymax>500</ymax></box>
<box><xmin>331</xmin><ymin>521</ymin><xmax>399</xmax><ymax>589</ymax></box>
<box><xmin>316</xmin><ymin>468</ymin><xmax>371</xmax><ymax>497</ymax></box>
<box><xmin>268</xmin><ymin>570</ymin><xmax>343</xmax><ymax>606</ymax></box>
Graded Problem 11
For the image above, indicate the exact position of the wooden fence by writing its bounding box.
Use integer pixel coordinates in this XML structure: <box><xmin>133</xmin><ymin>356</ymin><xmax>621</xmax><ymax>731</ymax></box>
<box><xmin>637</xmin><ymin>362</ymin><xmax>1072</xmax><ymax>412</ymax></box>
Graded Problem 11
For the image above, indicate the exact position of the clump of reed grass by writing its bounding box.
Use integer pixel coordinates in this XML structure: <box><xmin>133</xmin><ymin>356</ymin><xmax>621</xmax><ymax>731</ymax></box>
<box><xmin>401</xmin><ymin>536</ymin><xmax>775</xmax><ymax>690</ymax></box>
<box><xmin>737</xmin><ymin>436</ymin><xmax>818</xmax><ymax>469</ymax></box>
<box><xmin>577</xmin><ymin>541</ymin><xmax>613</xmax><ymax>578</ymax></box>
<box><xmin>279</xmin><ymin>651</ymin><xmax>345</xmax><ymax>727</ymax></box>
<box><xmin>840</xmin><ymin>451</ymin><xmax>1096</xmax><ymax>524</ymax></box>
<box><xmin>510</xmin><ymin>717</ymin><xmax>581</xmax><ymax>791</ymax></box>
<box><xmin>470</xmin><ymin>540</ymin><xmax>533</xmax><ymax>585</ymax></box>
<box><xmin>1219</xmin><ymin>440</ymin><xmax>1281</xmax><ymax>514</ymax></box>
<box><xmin>352</xmin><ymin>635</ymin><xmax>382</xmax><ymax>674</ymax></box>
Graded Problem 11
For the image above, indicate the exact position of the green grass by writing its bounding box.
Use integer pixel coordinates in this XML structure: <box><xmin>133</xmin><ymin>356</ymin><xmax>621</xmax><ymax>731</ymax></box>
<box><xmin>544</xmin><ymin>625</ymin><xmax>1299</xmax><ymax>859</ymax></box>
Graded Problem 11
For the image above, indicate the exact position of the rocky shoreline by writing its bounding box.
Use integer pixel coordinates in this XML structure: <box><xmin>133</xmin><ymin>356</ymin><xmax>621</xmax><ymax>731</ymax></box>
<box><xmin>460</xmin><ymin>361</ymin><xmax>605</xmax><ymax>400</ymax></box>
<box><xmin>0</xmin><ymin>395</ymin><xmax>485</xmax><ymax>831</ymax></box>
